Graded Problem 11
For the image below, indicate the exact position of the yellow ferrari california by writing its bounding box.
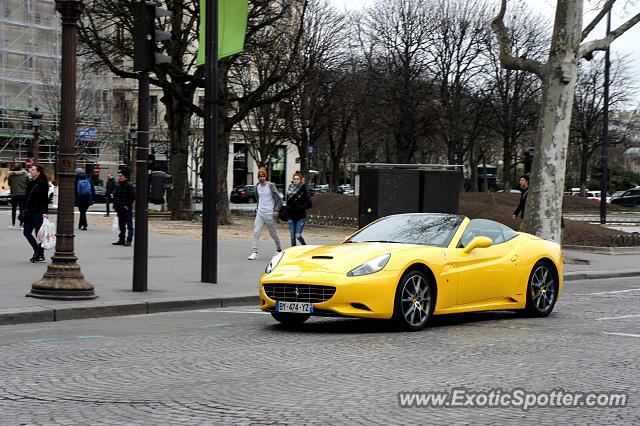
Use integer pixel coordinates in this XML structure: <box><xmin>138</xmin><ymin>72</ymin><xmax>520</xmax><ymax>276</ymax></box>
<box><xmin>259</xmin><ymin>213</ymin><xmax>563</xmax><ymax>331</ymax></box>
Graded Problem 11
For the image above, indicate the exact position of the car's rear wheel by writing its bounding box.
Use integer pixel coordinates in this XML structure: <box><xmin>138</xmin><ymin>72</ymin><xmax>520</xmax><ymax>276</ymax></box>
<box><xmin>393</xmin><ymin>270</ymin><xmax>434</xmax><ymax>331</ymax></box>
<box><xmin>525</xmin><ymin>260</ymin><xmax>558</xmax><ymax>317</ymax></box>
<box><xmin>271</xmin><ymin>312</ymin><xmax>310</xmax><ymax>326</ymax></box>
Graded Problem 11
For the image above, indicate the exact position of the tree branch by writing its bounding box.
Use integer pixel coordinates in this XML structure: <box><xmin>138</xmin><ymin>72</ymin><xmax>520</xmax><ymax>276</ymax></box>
<box><xmin>581</xmin><ymin>0</ymin><xmax>615</xmax><ymax>41</ymax></box>
<box><xmin>579</xmin><ymin>11</ymin><xmax>640</xmax><ymax>59</ymax></box>
<box><xmin>490</xmin><ymin>0</ymin><xmax>544</xmax><ymax>78</ymax></box>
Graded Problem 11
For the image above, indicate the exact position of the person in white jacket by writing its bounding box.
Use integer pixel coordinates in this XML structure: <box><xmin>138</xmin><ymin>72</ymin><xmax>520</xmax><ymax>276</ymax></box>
<box><xmin>248</xmin><ymin>167</ymin><xmax>283</xmax><ymax>260</ymax></box>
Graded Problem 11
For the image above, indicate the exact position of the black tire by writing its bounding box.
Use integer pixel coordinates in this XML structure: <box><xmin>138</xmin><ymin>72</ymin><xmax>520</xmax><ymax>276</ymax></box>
<box><xmin>525</xmin><ymin>260</ymin><xmax>559</xmax><ymax>317</ymax></box>
<box><xmin>392</xmin><ymin>270</ymin><xmax>435</xmax><ymax>331</ymax></box>
<box><xmin>271</xmin><ymin>312</ymin><xmax>310</xmax><ymax>326</ymax></box>
<box><xmin>249</xmin><ymin>196</ymin><xmax>256</xmax><ymax>203</ymax></box>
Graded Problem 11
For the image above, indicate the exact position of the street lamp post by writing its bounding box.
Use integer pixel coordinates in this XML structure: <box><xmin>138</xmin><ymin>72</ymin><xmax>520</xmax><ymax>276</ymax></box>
<box><xmin>30</xmin><ymin>106</ymin><xmax>43</xmax><ymax>163</ymax></box>
<box><xmin>27</xmin><ymin>0</ymin><xmax>96</xmax><ymax>300</ymax></box>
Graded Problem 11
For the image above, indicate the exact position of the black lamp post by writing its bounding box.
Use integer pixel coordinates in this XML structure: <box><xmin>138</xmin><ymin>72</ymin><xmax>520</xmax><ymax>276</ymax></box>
<box><xmin>30</xmin><ymin>106</ymin><xmax>43</xmax><ymax>163</ymax></box>
<box><xmin>28</xmin><ymin>0</ymin><xmax>96</xmax><ymax>300</ymax></box>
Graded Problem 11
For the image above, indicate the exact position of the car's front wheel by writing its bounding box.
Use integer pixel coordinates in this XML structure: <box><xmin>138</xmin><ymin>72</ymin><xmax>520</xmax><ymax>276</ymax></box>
<box><xmin>393</xmin><ymin>270</ymin><xmax>434</xmax><ymax>331</ymax></box>
<box><xmin>525</xmin><ymin>261</ymin><xmax>558</xmax><ymax>317</ymax></box>
<box><xmin>271</xmin><ymin>312</ymin><xmax>310</xmax><ymax>326</ymax></box>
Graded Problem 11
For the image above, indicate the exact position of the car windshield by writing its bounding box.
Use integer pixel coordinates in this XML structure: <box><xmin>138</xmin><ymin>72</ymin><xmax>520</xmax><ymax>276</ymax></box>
<box><xmin>345</xmin><ymin>214</ymin><xmax>463</xmax><ymax>247</ymax></box>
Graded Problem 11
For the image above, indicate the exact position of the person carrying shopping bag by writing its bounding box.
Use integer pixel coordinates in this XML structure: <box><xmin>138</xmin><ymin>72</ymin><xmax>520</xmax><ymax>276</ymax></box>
<box><xmin>22</xmin><ymin>164</ymin><xmax>50</xmax><ymax>263</ymax></box>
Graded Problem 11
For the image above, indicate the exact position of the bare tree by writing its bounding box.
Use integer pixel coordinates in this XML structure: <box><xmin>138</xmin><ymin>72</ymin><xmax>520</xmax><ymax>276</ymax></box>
<box><xmin>492</xmin><ymin>0</ymin><xmax>640</xmax><ymax>242</ymax></box>
<box><xmin>79</xmin><ymin>0</ymin><xmax>307</xmax><ymax>223</ymax></box>
<box><xmin>427</xmin><ymin>0</ymin><xmax>493</xmax><ymax>166</ymax></box>
<box><xmin>483</xmin><ymin>4</ymin><xmax>548</xmax><ymax>191</ymax></box>
<box><xmin>285</xmin><ymin>0</ymin><xmax>347</xmax><ymax>175</ymax></box>
<box><xmin>359</xmin><ymin>0</ymin><xmax>435</xmax><ymax>163</ymax></box>
<box><xmin>569</xmin><ymin>54</ymin><xmax>635</xmax><ymax>194</ymax></box>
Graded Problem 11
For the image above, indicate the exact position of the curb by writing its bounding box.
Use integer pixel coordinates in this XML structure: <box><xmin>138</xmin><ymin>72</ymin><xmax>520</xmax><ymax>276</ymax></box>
<box><xmin>0</xmin><ymin>295</ymin><xmax>259</xmax><ymax>327</ymax></box>
<box><xmin>3</xmin><ymin>267</ymin><xmax>640</xmax><ymax>326</ymax></box>
<box><xmin>563</xmin><ymin>270</ymin><xmax>640</xmax><ymax>282</ymax></box>
<box><xmin>563</xmin><ymin>245</ymin><xmax>640</xmax><ymax>255</ymax></box>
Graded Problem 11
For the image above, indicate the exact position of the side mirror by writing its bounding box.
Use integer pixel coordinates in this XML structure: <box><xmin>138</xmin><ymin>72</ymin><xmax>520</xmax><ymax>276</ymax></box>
<box><xmin>463</xmin><ymin>236</ymin><xmax>493</xmax><ymax>253</ymax></box>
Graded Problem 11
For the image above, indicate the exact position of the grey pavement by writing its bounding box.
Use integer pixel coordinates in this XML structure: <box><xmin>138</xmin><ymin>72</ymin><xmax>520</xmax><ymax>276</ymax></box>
<box><xmin>1</xmin><ymin>208</ymin><xmax>640</xmax><ymax>326</ymax></box>
<box><xmin>0</xmin><ymin>276</ymin><xmax>639</xmax><ymax>423</ymax></box>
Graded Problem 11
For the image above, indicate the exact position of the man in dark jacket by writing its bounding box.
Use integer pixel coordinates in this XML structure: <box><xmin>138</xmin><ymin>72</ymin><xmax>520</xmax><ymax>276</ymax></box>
<box><xmin>112</xmin><ymin>169</ymin><xmax>136</xmax><ymax>246</ymax></box>
<box><xmin>23</xmin><ymin>164</ymin><xmax>49</xmax><ymax>262</ymax></box>
<box><xmin>104</xmin><ymin>173</ymin><xmax>116</xmax><ymax>217</ymax></box>
<box><xmin>6</xmin><ymin>163</ymin><xmax>30</xmax><ymax>228</ymax></box>
<box><xmin>74</xmin><ymin>168</ymin><xmax>95</xmax><ymax>230</ymax></box>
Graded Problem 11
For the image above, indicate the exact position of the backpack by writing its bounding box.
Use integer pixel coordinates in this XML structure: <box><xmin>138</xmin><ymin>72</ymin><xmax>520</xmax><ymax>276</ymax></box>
<box><xmin>77</xmin><ymin>179</ymin><xmax>91</xmax><ymax>197</ymax></box>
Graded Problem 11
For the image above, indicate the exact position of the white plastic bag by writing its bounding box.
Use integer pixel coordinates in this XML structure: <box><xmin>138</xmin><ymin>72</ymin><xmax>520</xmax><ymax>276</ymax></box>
<box><xmin>37</xmin><ymin>217</ymin><xmax>57</xmax><ymax>250</ymax></box>
<box><xmin>112</xmin><ymin>216</ymin><xmax>119</xmax><ymax>232</ymax></box>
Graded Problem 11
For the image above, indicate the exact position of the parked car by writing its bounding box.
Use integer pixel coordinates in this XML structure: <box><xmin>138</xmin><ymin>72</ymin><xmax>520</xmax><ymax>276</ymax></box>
<box><xmin>610</xmin><ymin>188</ymin><xmax>640</xmax><ymax>207</ymax></box>
<box><xmin>93</xmin><ymin>185</ymin><xmax>107</xmax><ymax>203</ymax></box>
<box><xmin>496</xmin><ymin>189</ymin><xmax>521</xmax><ymax>193</ymax></box>
<box><xmin>608</xmin><ymin>191</ymin><xmax>625</xmax><ymax>204</ymax></box>
<box><xmin>310</xmin><ymin>184</ymin><xmax>330</xmax><ymax>196</ymax></box>
<box><xmin>586</xmin><ymin>190</ymin><xmax>611</xmax><ymax>203</ymax></box>
<box><xmin>337</xmin><ymin>184</ymin><xmax>354</xmax><ymax>195</ymax></box>
<box><xmin>230</xmin><ymin>185</ymin><xmax>256</xmax><ymax>203</ymax></box>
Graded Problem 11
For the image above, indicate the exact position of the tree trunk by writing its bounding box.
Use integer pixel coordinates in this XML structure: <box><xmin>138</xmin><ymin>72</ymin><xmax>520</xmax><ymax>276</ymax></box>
<box><xmin>502</xmin><ymin>137</ymin><xmax>512</xmax><ymax>191</ymax></box>
<box><xmin>163</xmin><ymin>90</ymin><xmax>195</xmax><ymax>220</ymax></box>
<box><xmin>521</xmin><ymin>0</ymin><xmax>582</xmax><ymax>243</ymax></box>
<box><xmin>218</xmin><ymin>120</ymin><xmax>232</xmax><ymax>225</ymax></box>
<box><xmin>579</xmin><ymin>141</ymin><xmax>589</xmax><ymax>196</ymax></box>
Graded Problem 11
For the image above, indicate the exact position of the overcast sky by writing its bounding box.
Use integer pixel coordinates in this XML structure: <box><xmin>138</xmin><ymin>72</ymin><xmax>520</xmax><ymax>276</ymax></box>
<box><xmin>328</xmin><ymin>0</ymin><xmax>640</xmax><ymax>107</ymax></box>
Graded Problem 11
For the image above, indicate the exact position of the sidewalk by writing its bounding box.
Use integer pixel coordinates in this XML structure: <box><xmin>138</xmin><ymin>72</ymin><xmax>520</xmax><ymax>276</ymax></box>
<box><xmin>1</xmin><ymin>209</ymin><xmax>639</xmax><ymax>326</ymax></box>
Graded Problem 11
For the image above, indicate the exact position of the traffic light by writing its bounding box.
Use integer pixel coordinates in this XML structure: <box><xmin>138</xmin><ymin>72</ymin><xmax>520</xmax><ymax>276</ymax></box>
<box><xmin>134</xmin><ymin>1</ymin><xmax>172</xmax><ymax>72</ymax></box>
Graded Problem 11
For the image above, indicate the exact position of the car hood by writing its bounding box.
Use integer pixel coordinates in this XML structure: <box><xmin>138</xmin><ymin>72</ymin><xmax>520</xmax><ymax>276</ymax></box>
<box><xmin>274</xmin><ymin>243</ymin><xmax>421</xmax><ymax>274</ymax></box>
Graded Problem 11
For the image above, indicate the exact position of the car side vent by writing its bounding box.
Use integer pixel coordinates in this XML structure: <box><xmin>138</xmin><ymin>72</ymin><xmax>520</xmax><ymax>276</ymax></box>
<box><xmin>311</xmin><ymin>256</ymin><xmax>333</xmax><ymax>259</ymax></box>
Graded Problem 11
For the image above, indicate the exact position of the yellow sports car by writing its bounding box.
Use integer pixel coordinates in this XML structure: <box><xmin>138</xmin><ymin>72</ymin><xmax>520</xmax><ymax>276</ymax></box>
<box><xmin>259</xmin><ymin>213</ymin><xmax>563</xmax><ymax>331</ymax></box>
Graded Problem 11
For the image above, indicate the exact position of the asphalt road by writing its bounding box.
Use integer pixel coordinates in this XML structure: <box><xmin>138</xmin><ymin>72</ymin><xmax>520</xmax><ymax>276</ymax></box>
<box><xmin>0</xmin><ymin>277</ymin><xmax>639</xmax><ymax>424</ymax></box>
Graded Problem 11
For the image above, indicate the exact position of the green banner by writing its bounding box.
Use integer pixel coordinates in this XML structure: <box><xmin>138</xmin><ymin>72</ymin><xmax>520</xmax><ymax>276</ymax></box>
<box><xmin>197</xmin><ymin>0</ymin><xmax>248</xmax><ymax>65</ymax></box>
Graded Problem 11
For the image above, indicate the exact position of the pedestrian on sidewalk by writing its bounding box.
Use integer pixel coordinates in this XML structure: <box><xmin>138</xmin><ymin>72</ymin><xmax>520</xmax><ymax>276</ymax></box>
<box><xmin>112</xmin><ymin>169</ymin><xmax>136</xmax><ymax>246</ymax></box>
<box><xmin>512</xmin><ymin>174</ymin><xmax>529</xmax><ymax>219</ymax></box>
<box><xmin>74</xmin><ymin>168</ymin><xmax>95</xmax><ymax>231</ymax></box>
<box><xmin>286</xmin><ymin>171</ymin><xmax>312</xmax><ymax>247</ymax></box>
<box><xmin>104</xmin><ymin>172</ymin><xmax>115</xmax><ymax>217</ymax></box>
<box><xmin>6</xmin><ymin>163</ymin><xmax>29</xmax><ymax>229</ymax></box>
<box><xmin>248</xmin><ymin>167</ymin><xmax>282</xmax><ymax>260</ymax></box>
<box><xmin>22</xmin><ymin>164</ymin><xmax>49</xmax><ymax>263</ymax></box>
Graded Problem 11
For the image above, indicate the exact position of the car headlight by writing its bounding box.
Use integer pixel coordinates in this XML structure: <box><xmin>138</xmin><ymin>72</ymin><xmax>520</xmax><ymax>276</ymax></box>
<box><xmin>265</xmin><ymin>251</ymin><xmax>285</xmax><ymax>274</ymax></box>
<box><xmin>347</xmin><ymin>254</ymin><xmax>391</xmax><ymax>277</ymax></box>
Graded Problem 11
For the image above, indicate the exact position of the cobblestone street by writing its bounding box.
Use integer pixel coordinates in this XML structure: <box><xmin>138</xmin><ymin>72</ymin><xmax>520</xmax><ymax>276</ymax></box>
<box><xmin>0</xmin><ymin>277</ymin><xmax>639</xmax><ymax>425</ymax></box>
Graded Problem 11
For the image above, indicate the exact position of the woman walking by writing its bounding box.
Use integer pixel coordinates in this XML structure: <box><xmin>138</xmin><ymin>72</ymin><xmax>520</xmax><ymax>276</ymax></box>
<box><xmin>286</xmin><ymin>171</ymin><xmax>312</xmax><ymax>247</ymax></box>
<box><xmin>23</xmin><ymin>164</ymin><xmax>50</xmax><ymax>263</ymax></box>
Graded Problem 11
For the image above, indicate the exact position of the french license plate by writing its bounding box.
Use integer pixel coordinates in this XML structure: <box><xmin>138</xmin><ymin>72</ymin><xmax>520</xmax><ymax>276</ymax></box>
<box><xmin>276</xmin><ymin>301</ymin><xmax>313</xmax><ymax>314</ymax></box>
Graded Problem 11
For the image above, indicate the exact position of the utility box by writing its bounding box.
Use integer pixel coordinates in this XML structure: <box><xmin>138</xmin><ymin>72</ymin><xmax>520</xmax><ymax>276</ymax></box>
<box><xmin>358</xmin><ymin>166</ymin><xmax>463</xmax><ymax>228</ymax></box>
<box><xmin>420</xmin><ymin>170</ymin><xmax>463</xmax><ymax>214</ymax></box>
<box><xmin>358</xmin><ymin>168</ymin><xmax>421</xmax><ymax>228</ymax></box>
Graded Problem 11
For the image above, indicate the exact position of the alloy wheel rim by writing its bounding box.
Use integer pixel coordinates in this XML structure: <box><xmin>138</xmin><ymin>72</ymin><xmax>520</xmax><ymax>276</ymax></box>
<box><xmin>401</xmin><ymin>274</ymin><xmax>431</xmax><ymax>327</ymax></box>
<box><xmin>530</xmin><ymin>265</ymin><xmax>556</xmax><ymax>312</ymax></box>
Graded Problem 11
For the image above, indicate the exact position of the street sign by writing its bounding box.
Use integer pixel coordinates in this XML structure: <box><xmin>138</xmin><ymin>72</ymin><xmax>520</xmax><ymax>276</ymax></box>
<box><xmin>77</xmin><ymin>126</ymin><xmax>97</xmax><ymax>142</ymax></box>
<box><xmin>93</xmin><ymin>165</ymin><xmax>101</xmax><ymax>175</ymax></box>
<box><xmin>25</xmin><ymin>158</ymin><xmax>32</xmax><ymax>168</ymax></box>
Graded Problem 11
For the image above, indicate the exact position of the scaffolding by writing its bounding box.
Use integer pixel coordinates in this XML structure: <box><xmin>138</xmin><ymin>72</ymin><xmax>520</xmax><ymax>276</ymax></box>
<box><xmin>0</xmin><ymin>0</ymin><xmax>117</xmax><ymax>167</ymax></box>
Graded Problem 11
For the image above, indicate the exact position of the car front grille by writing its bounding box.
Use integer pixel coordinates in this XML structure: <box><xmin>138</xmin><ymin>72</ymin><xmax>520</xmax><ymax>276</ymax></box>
<box><xmin>263</xmin><ymin>284</ymin><xmax>336</xmax><ymax>303</ymax></box>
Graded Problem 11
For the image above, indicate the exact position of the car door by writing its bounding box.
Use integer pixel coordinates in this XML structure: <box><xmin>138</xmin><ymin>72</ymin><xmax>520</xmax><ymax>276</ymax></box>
<box><xmin>453</xmin><ymin>219</ymin><xmax>518</xmax><ymax>306</ymax></box>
